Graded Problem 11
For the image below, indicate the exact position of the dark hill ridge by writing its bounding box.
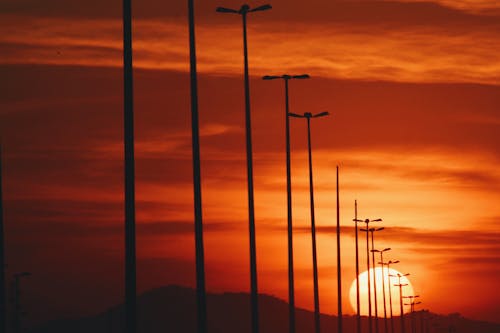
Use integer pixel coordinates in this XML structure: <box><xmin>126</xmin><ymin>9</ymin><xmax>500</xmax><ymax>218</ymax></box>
<box><xmin>29</xmin><ymin>285</ymin><xmax>499</xmax><ymax>333</ymax></box>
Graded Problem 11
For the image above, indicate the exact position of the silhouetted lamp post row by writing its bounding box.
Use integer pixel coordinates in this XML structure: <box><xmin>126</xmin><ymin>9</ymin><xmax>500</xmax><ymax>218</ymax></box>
<box><xmin>122</xmin><ymin>0</ymin><xmax>136</xmax><ymax>332</ymax></box>
<box><xmin>216</xmin><ymin>4</ymin><xmax>272</xmax><ymax>333</ymax></box>
<box><xmin>403</xmin><ymin>295</ymin><xmax>421</xmax><ymax>333</ymax></box>
<box><xmin>262</xmin><ymin>73</ymin><xmax>310</xmax><ymax>333</ymax></box>
<box><xmin>188</xmin><ymin>1</ymin><xmax>207</xmax><ymax>332</ymax></box>
<box><xmin>289</xmin><ymin>111</ymin><xmax>329</xmax><ymax>333</ymax></box>
<box><xmin>357</xmin><ymin>218</ymin><xmax>382</xmax><ymax>333</ymax></box>
<box><xmin>381</xmin><ymin>259</ymin><xmax>399</xmax><ymax>333</ymax></box>
<box><xmin>392</xmin><ymin>272</ymin><xmax>410</xmax><ymax>333</ymax></box>
<box><xmin>0</xmin><ymin>144</ymin><xmax>5</xmax><ymax>333</ymax></box>
<box><xmin>372</xmin><ymin>247</ymin><xmax>391</xmax><ymax>333</ymax></box>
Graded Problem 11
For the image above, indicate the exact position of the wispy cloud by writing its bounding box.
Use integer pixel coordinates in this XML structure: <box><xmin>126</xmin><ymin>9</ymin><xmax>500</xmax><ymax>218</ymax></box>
<box><xmin>1</xmin><ymin>10</ymin><xmax>499</xmax><ymax>84</ymax></box>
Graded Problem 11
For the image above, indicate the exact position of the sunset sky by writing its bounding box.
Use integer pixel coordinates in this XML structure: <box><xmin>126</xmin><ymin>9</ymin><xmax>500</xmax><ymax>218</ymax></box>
<box><xmin>1</xmin><ymin>0</ymin><xmax>499</xmax><ymax>327</ymax></box>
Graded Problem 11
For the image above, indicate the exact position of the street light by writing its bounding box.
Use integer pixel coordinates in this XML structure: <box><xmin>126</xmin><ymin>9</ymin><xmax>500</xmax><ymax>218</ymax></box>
<box><xmin>188</xmin><ymin>1</ymin><xmax>207</xmax><ymax>333</ymax></box>
<box><xmin>0</xmin><ymin>144</ymin><xmax>5</xmax><ymax>333</ymax></box>
<box><xmin>372</xmin><ymin>248</ymin><xmax>391</xmax><ymax>333</ymax></box>
<box><xmin>381</xmin><ymin>260</ymin><xmax>399</xmax><ymax>333</ymax></box>
<box><xmin>403</xmin><ymin>295</ymin><xmax>421</xmax><ymax>333</ymax></box>
<box><xmin>262</xmin><ymin>73</ymin><xmax>310</xmax><ymax>333</ymax></box>
<box><xmin>216</xmin><ymin>5</ymin><xmax>271</xmax><ymax>333</ymax></box>
<box><xmin>357</xmin><ymin>218</ymin><xmax>382</xmax><ymax>333</ymax></box>
<box><xmin>369</xmin><ymin>227</ymin><xmax>384</xmax><ymax>333</ymax></box>
<box><xmin>289</xmin><ymin>111</ymin><xmax>329</xmax><ymax>333</ymax></box>
<box><xmin>122</xmin><ymin>1</ymin><xmax>136</xmax><ymax>332</ymax></box>
<box><xmin>392</xmin><ymin>273</ymin><xmax>410</xmax><ymax>333</ymax></box>
<box><xmin>352</xmin><ymin>201</ymin><xmax>362</xmax><ymax>333</ymax></box>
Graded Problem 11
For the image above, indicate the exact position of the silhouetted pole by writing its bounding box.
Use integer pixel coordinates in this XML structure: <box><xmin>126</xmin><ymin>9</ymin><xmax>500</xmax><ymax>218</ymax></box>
<box><xmin>0</xmin><ymin>144</ymin><xmax>5</xmax><ymax>333</ymax></box>
<box><xmin>188</xmin><ymin>1</ymin><xmax>207</xmax><ymax>332</ymax></box>
<box><xmin>353</xmin><ymin>201</ymin><xmax>361</xmax><ymax>333</ymax></box>
<box><xmin>394</xmin><ymin>273</ymin><xmax>409</xmax><ymax>333</ymax></box>
<box><xmin>370</xmin><ymin>227</ymin><xmax>384</xmax><ymax>333</ymax></box>
<box><xmin>122</xmin><ymin>1</ymin><xmax>136</xmax><ymax>333</ymax></box>
<box><xmin>358</xmin><ymin>219</ymin><xmax>382</xmax><ymax>333</ymax></box>
<box><xmin>262</xmin><ymin>74</ymin><xmax>310</xmax><ymax>333</ymax></box>
<box><xmin>384</xmin><ymin>260</ymin><xmax>399</xmax><ymax>333</ymax></box>
<box><xmin>336</xmin><ymin>166</ymin><xmax>342</xmax><ymax>333</ymax></box>
<box><xmin>216</xmin><ymin>5</ymin><xmax>271</xmax><ymax>333</ymax></box>
<box><xmin>289</xmin><ymin>111</ymin><xmax>329</xmax><ymax>333</ymax></box>
<box><xmin>13</xmin><ymin>272</ymin><xmax>30</xmax><ymax>333</ymax></box>
<box><xmin>373</xmin><ymin>248</ymin><xmax>391</xmax><ymax>333</ymax></box>
<box><xmin>403</xmin><ymin>296</ymin><xmax>420</xmax><ymax>333</ymax></box>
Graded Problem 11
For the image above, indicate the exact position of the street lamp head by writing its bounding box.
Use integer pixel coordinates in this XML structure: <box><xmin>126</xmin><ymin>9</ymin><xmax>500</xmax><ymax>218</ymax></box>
<box><xmin>370</xmin><ymin>249</ymin><xmax>380</xmax><ymax>253</ymax></box>
<box><xmin>390</xmin><ymin>260</ymin><xmax>400</xmax><ymax>264</ymax></box>
<box><xmin>249</xmin><ymin>4</ymin><xmax>272</xmax><ymax>12</ymax></box>
<box><xmin>373</xmin><ymin>218</ymin><xmax>383</xmax><ymax>222</ymax></box>
<box><xmin>239</xmin><ymin>4</ymin><xmax>250</xmax><ymax>13</ymax></box>
<box><xmin>383</xmin><ymin>247</ymin><xmax>391</xmax><ymax>252</ymax></box>
<box><xmin>313</xmin><ymin>111</ymin><xmax>329</xmax><ymax>118</ymax></box>
<box><xmin>292</xmin><ymin>74</ymin><xmax>310</xmax><ymax>79</ymax></box>
<box><xmin>375</xmin><ymin>227</ymin><xmax>385</xmax><ymax>231</ymax></box>
<box><xmin>262</xmin><ymin>75</ymin><xmax>281</xmax><ymax>80</ymax></box>
<box><xmin>288</xmin><ymin>112</ymin><xmax>304</xmax><ymax>118</ymax></box>
<box><xmin>216</xmin><ymin>6</ymin><xmax>239</xmax><ymax>13</ymax></box>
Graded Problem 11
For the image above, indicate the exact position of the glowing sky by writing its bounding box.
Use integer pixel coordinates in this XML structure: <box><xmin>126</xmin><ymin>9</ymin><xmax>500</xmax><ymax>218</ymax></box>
<box><xmin>1</xmin><ymin>0</ymin><xmax>499</xmax><ymax>326</ymax></box>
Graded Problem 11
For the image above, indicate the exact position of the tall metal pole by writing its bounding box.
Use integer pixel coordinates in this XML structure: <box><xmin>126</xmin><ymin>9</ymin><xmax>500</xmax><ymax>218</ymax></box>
<box><xmin>359</xmin><ymin>222</ymin><xmax>383</xmax><ymax>333</ymax></box>
<box><xmin>284</xmin><ymin>78</ymin><xmax>295</xmax><ymax>333</ymax></box>
<box><xmin>242</xmin><ymin>11</ymin><xmax>260</xmax><ymax>333</ymax></box>
<box><xmin>306</xmin><ymin>116</ymin><xmax>321</xmax><ymax>333</ymax></box>
<box><xmin>354</xmin><ymin>201</ymin><xmax>361</xmax><ymax>333</ymax></box>
<box><xmin>188</xmin><ymin>1</ymin><xmax>207</xmax><ymax>332</ymax></box>
<box><xmin>263</xmin><ymin>73</ymin><xmax>311</xmax><ymax>333</ymax></box>
<box><xmin>394</xmin><ymin>274</ymin><xmax>408</xmax><ymax>333</ymax></box>
<box><xmin>370</xmin><ymin>229</ymin><xmax>382</xmax><ymax>333</ymax></box>
<box><xmin>0</xmin><ymin>144</ymin><xmax>5</xmax><ymax>333</ymax></box>
<box><xmin>365</xmin><ymin>225</ymin><xmax>372</xmax><ymax>333</ymax></box>
<box><xmin>123</xmin><ymin>1</ymin><xmax>136</xmax><ymax>332</ymax></box>
<box><xmin>216</xmin><ymin>6</ymin><xmax>271</xmax><ymax>333</ymax></box>
<box><xmin>336</xmin><ymin>166</ymin><xmax>342</xmax><ymax>333</ymax></box>
<box><xmin>379</xmin><ymin>252</ymin><xmax>389</xmax><ymax>333</ymax></box>
<box><xmin>385</xmin><ymin>260</ymin><xmax>399</xmax><ymax>333</ymax></box>
<box><xmin>289</xmin><ymin>111</ymin><xmax>328</xmax><ymax>333</ymax></box>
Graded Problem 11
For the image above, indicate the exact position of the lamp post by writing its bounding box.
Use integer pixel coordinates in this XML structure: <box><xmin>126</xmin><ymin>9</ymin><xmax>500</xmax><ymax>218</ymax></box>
<box><xmin>382</xmin><ymin>260</ymin><xmax>399</xmax><ymax>333</ymax></box>
<box><xmin>0</xmin><ymin>144</ymin><xmax>5</xmax><ymax>333</ymax></box>
<box><xmin>370</xmin><ymin>228</ymin><xmax>384</xmax><ymax>333</ymax></box>
<box><xmin>12</xmin><ymin>272</ymin><xmax>31</xmax><ymax>333</ymax></box>
<box><xmin>336</xmin><ymin>166</ymin><xmax>342</xmax><ymax>333</ymax></box>
<box><xmin>392</xmin><ymin>273</ymin><xmax>410</xmax><ymax>333</ymax></box>
<box><xmin>373</xmin><ymin>248</ymin><xmax>391</xmax><ymax>333</ymax></box>
<box><xmin>122</xmin><ymin>1</ymin><xmax>136</xmax><ymax>332</ymax></box>
<box><xmin>358</xmin><ymin>218</ymin><xmax>382</xmax><ymax>333</ymax></box>
<box><xmin>403</xmin><ymin>295</ymin><xmax>420</xmax><ymax>333</ymax></box>
<box><xmin>262</xmin><ymin>74</ymin><xmax>310</xmax><ymax>333</ymax></box>
<box><xmin>188</xmin><ymin>1</ymin><xmax>207</xmax><ymax>333</ymax></box>
<box><xmin>216</xmin><ymin>5</ymin><xmax>271</xmax><ymax>333</ymax></box>
<box><xmin>352</xmin><ymin>201</ymin><xmax>361</xmax><ymax>333</ymax></box>
<box><xmin>289</xmin><ymin>111</ymin><xmax>329</xmax><ymax>333</ymax></box>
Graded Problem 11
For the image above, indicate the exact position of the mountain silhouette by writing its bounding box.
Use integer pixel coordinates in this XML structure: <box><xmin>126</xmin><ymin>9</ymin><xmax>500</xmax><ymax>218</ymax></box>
<box><xmin>28</xmin><ymin>285</ymin><xmax>499</xmax><ymax>333</ymax></box>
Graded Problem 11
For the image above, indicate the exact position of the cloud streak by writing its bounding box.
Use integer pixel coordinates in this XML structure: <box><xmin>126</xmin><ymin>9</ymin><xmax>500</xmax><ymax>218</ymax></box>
<box><xmin>1</xmin><ymin>10</ymin><xmax>499</xmax><ymax>84</ymax></box>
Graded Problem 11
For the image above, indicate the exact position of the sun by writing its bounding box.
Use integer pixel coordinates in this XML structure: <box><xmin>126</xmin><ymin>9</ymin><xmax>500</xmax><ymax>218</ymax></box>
<box><xmin>349</xmin><ymin>268</ymin><xmax>415</xmax><ymax>316</ymax></box>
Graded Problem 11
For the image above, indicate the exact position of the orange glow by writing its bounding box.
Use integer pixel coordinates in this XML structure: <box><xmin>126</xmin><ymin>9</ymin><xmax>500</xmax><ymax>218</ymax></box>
<box><xmin>349</xmin><ymin>268</ymin><xmax>415</xmax><ymax>316</ymax></box>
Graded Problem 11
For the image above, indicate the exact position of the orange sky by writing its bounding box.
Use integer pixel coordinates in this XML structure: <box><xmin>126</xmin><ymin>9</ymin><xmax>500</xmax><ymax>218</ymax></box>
<box><xmin>1</xmin><ymin>0</ymin><xmax>499</xmax><ymax>327</ymax></box>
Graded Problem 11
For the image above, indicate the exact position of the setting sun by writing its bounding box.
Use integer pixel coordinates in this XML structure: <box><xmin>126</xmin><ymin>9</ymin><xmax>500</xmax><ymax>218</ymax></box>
<box><xmin>349</xmin><ymin>268</ymin><xmax>415</xmax><ymax>316</ymax></box>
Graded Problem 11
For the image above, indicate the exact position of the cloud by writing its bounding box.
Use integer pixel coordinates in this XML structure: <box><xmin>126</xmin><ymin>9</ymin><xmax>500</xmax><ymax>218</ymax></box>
<box><xmin>1</xmin><ymin>4</ymin><xmax>500</xmax><ymax>85</ymax></box>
